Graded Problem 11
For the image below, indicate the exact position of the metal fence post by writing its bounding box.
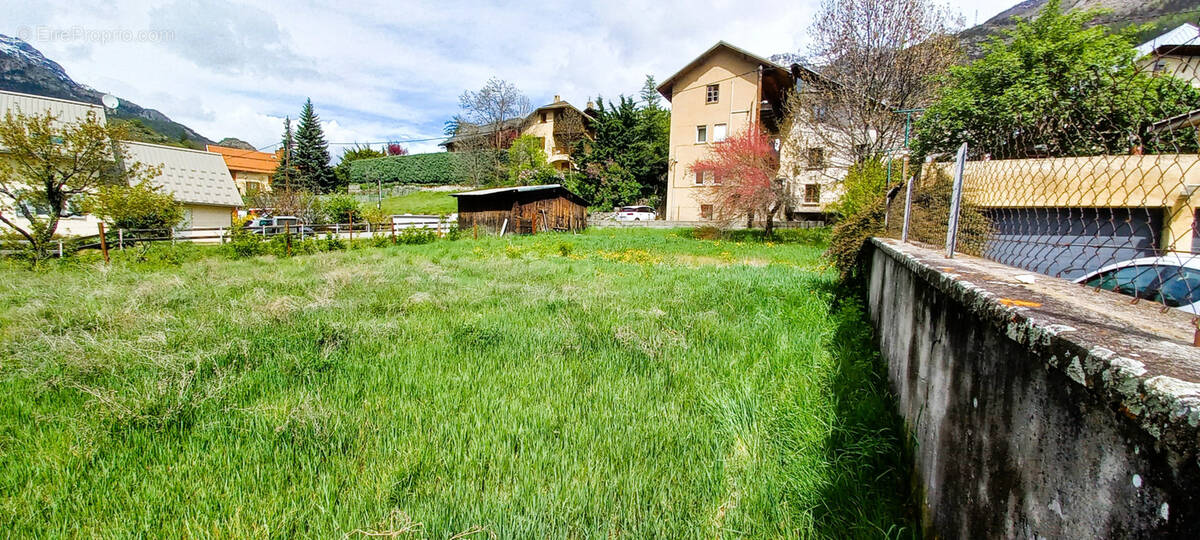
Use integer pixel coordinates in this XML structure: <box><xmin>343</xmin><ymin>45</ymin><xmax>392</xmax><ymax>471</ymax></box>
<box><xmin>901</xmin><ymin>175</ymin><xmax>915</xmax><ymax>243</ymax></box>
<box><xmin>118</xmin><ymin>229</ymin><xmax>124</xmax><ymax>250</ymax></box>
<box><xmin>945</xmin><ymin>142</ymin><xmax>968</xmax><ymax>258</ymax></box>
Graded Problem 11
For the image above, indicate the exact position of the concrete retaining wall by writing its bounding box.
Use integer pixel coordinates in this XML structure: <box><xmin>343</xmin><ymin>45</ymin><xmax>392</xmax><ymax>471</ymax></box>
<box><xmin>865</xmin><ymin>238</ymin><xmax>1200</xmax><ymax>538</ymax></box>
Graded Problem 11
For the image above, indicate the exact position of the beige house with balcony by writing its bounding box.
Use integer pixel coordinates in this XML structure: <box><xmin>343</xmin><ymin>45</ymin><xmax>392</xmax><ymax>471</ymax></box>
<box><xmin>440</xmin><ymin>97</ymin><xmax>595</xmax><ymax>171</ymax></box>
<box><xmin>520</xmin><ymin>97</ymin><xmax>595</xmax><ymax>171</ymax></box>
<box><xmin>657</xmin><ymin>41</ymin><xmax>844</xmax><ymax>222</ymax></box>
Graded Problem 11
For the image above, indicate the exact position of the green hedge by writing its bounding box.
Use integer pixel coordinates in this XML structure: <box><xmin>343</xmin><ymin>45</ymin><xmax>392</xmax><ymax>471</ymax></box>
<box><xmin>349</xmin><ymin>152</ymin><xmax>463</xmax><ymax>185</ymax></box>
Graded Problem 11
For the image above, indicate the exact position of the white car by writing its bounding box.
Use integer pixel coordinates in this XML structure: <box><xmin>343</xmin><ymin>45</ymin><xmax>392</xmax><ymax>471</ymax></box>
<box><xmin>615</xmin><ymin>206</ymin><xmax>656</xmax><ymax>221</ymax></box>
<box><xmin>1073</xmin><ymin>254</ymin><xmax>1200</xmax><ymax>313</ymax></box>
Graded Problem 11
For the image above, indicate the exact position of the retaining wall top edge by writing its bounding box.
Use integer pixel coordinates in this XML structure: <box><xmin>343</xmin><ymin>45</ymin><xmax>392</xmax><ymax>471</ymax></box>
<box><xmin>869</xmin><ymin>237</ymin><xmax>1200</xmax><ymax>458</ymax></box>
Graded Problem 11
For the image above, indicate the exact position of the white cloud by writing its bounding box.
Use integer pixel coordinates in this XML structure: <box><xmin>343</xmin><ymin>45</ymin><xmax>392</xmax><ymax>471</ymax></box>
<box><xmin>4</xmin><ymin>0</ymin><xmax>1013</xmax><ymax>155</ymax></box>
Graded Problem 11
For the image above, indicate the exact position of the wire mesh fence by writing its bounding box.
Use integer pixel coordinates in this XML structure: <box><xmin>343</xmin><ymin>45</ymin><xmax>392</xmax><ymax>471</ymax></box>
<box><xmin>885</xmin><ymin>45</ymin><xmax>1200</xmax><ymax>314</ymax></box>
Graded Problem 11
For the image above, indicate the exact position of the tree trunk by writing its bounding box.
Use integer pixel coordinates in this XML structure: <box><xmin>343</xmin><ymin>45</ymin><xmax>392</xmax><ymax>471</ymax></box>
<box><xmin>764</xmin><ymin>202</ymin><xmax>781</xmax><ymax>239</ymax></box>
<box><xmin>35</xmin><ymin>215</ymin><xmax>59</xmax><ymax>262</ymax></box>
<box><xmin>746</xmin><ymin>211</ymin><xmax>754</xmax><ymax>229</ymax></box>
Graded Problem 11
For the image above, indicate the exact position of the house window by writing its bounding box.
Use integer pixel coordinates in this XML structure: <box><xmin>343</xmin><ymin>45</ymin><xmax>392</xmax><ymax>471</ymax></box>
<box><xmin>541</xmin><ymin>112</ymin><xmax>548</xmax><ymax>123</ymax></box>
<box><xmin>245</xmin><ymin>181</ymin><xmax>262</xmax><ymax>194</ymax></box>
<box><xmin>806</xmin><ymin>147</ymin><xmax>825</xmax><ymax>168</ymax></box>
<box><xmin>703</xmin><ymin>170</ymin><xmax>715</xmax><ymax>185</ymax></box>
<box><xmin>1154</xmin><ymin>60</ymin><xmax>1168</xmax><ymax>73</ymax></box>
<box><xmin>713</xmin><ymin>123</ymin><xmax>727</xmax><ymax>142</ymax></box>
<box><xmin>696</xmin><ymin>125</ymin><xmax>708</xmax><ymax>143</ymax></box>
<box><xmin>712</xmin><ymin>171</ymin><xmax>722</xmax><ymax>185</ymax></box>
<box><xmin>804</xmin><ymin>184</ymin><xmax>820</xmax><ymax>204</ymax></box>
<box><xmin>694</xmin><ymin>170</ymin><xmax>704</xmax><ymax>185</ymax></box>
<box><xmin>700</xmin><ymin>204</ymin><xmax>714</xmax><ymax>220</ymax></box>
<box><xmin>706</xmin><ymin>84</ymin><xmax>719</xmax><ymax>103</ymax></box>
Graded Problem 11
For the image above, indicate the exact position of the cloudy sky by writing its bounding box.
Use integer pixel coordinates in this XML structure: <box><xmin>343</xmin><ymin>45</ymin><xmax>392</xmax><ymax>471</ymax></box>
<box><xmin>5</xmin><ymin>0</ymin><xmax>1016</xmax><ymax>156</ymax></box>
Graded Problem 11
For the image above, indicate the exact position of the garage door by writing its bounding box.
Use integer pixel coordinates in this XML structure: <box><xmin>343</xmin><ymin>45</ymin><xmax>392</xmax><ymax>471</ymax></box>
<box><xmin>983</xmin><ymin>207</ymin><xmax>1162</xmax><ymax>280</ymax></box>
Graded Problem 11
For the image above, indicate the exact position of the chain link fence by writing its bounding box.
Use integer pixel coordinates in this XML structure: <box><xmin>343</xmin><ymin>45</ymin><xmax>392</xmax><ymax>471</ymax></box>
<box><xmin>884</xmin><ymin>48</ymin><xmax>1200</xmax><ymax>313</ymax></box>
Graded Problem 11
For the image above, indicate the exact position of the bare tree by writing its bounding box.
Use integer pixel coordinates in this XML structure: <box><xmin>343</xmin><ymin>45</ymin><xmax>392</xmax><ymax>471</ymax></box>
<box><xmin>458</xmin><ymin>77</ymin><xmax>531</xmax><ymax>150</ymax></box>
<box><xmin>450</xmin><ymin>78</ymin><xmax>532</xmax><ymax>184</ymax></box>
<box><xmin>789</xmin><ymin>0</ymin><xmax>963</xmax><ymax>161</ymax></box>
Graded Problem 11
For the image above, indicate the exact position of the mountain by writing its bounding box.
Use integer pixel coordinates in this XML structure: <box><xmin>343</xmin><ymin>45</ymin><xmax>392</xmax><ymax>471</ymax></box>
<box><xmin>959</xmin><ymin>0</ymin><xmax>1200</xmax><ymax>58</ymax></box>
<box><xmin>216</xmin><ymin>137</ymin><xmax>256</xmax><ymax>150</ymax></box>
<box><xmin>0</xmin><ymin>33</ymin><xmax>214</xmax><ymax>149</ymax></box>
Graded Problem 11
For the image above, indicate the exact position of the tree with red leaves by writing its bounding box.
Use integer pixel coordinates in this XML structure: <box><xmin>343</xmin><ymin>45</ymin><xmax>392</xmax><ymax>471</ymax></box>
<box><xmin>386</xmin><ymin>143</ymin><xmax>408</xmax><ymax>156</ymax></box>
<box><xmin>690</xmin><ymin>128</ymin><xmax>793</xmax><ymax>237</ymax></box>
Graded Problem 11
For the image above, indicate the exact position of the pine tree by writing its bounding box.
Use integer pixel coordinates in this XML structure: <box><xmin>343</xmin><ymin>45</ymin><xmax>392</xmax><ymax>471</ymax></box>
<box><xmin>640</xmin><ymin>75</ymin><xmax>661</xmax><ymax>110</ymax></box>
<box><xmin>293</xmin><ymin>98</ymin><xmax>336</xmax><ymax>192</ymax></box>
<box><xmin>273</xmin><ymin>117</ymin><xmax>299</xmax><ymax>189</ymax></box>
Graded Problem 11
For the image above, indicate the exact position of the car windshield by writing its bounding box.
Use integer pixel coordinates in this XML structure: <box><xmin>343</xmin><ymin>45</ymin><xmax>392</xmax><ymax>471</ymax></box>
<box><xmin>1154</xmin><ymin>267</ymin><xmax>1200</xmax><ymax>307</ymax></box>
<box><xmin>620</xmin><ymin>207</ymin><xmax>638</xmax><ymax>212</ymax></box>
<box><xmin>1084</xmin><ymin>264</ymin><xmax>1162</xmax><ymax>299</ymax></box>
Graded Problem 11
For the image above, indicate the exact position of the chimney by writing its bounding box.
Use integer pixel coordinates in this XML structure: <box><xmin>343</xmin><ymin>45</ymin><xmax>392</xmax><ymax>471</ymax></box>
<box><xmin>554</xmin><ymin>94</ymin><xmax>561</xmax><ymax>102</ymax></box>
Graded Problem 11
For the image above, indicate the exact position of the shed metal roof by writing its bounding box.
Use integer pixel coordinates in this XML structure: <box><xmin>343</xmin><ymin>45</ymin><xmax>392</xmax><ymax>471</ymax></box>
<box><xmin>121</xmin><ymin>141</ymin><xmax>243</xmax><ymax>208</ymax></box>
<box><xmin>451</xmin><ymin>183</ymin><xmax>589</xmax><ymax>205</ymax></box>
<box><xmin>0</xmin><ymin>89</ymin><xmax>105</xmax><ymax>125</ymax></box>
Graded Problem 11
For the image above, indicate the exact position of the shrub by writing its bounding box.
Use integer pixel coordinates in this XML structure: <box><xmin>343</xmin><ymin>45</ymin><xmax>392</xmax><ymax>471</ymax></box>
<box><xmin>349</xmin><ymin>152</ymin><xmax>467</xmax><ymax>185</ymax></box>
<box><xmin>324</xmin><ymin>194</ymin><xmax>361</xmax><ymax>224</ymax></box>
<box><xmin>826</xmin><ymin>196</ymin><xmax>887</xmax><ymax>281</ymax></box>
<box><xmin>226</xmin><ymin>222</ymin><xmax>266</xmax><ymax>259</ymax></box>
<box><xmin>396</xmin><ymin>228</ymin><xmax>437</xmax><ymax>245</ymax></box>
<box><xmin>322</xmin><ymin>233</ymin><xmax>346</xmax><ymax>251</ymax></box>
<box><xmin>826</xmin><ymin>165</ymin><xmax>990</xmax><ymax>280</ymax></box>
<box><xmin>361</xmin><ymin>206</ymin><xmax>389</xmax><ymax>227</ymax></box>
<box><xmin>833</xmin><ymin>158</ymin><xmax>891</xmax><ymax>219</ymax></box>
<box><xmin>690</xmin><ymin>226</ymin><xmax>722</xmax><ymax>240</ymax></box>
<box><xmin>506</xmin><ymin>135</ymin><xmax>557</xmax><ymax>184</ymax></box>
<box><xmin>86</xmin><ymin>181</ymin><xmax>184</xmax><ymax>231</ymax></box>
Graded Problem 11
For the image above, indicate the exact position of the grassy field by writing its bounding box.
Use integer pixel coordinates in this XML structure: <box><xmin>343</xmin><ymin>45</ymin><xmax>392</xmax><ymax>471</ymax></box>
<box><xmin>379</xmin><ymin>190</ymin><xmax>460</xmax><ymax>215</ymax></box>
<box><xmin>0</xmin><ymin>229</ymin><xmax>913</xmax><ymax>537</ymax></box>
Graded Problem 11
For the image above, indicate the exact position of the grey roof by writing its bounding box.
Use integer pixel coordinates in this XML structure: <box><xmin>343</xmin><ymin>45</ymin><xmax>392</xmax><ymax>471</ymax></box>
<box><xmin>0</xmin><ymin>89</ymin><xmax>105</xmax><ymax>125</ymax></box>
<box><xmin>451</xmin><ymin>183</ymin><xmax>588</xmax><ymax>205</ymax></box>
<box><xmin>440</xmin><ymin>117</ymin><xmax>525</xmax><ymax>147</ymax></box>
<box><xmin>451</xmin><ymin>184</ymin><xmax>567</xmax><ymax>197</ymax></box>
<box><xmin>120</xmin><ymin>141</ymin><xmax>243</xmax><ymax>207</ymax></box>
<box><xmin>1137</xmin><ymin>23</ymin><xmax>1200</xmax><ymax>57</ymax></box>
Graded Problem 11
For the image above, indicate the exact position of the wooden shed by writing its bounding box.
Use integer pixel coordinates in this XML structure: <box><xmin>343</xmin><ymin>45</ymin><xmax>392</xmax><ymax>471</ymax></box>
<box><xmin>452</xmin><ymin>184</ymin><xmax>588</xmax><ymax>234</ymax></box>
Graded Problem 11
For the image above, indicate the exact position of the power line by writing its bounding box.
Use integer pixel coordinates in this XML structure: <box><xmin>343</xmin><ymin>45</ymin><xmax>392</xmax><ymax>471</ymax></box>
<box><xmin>257</xmin><ymin>135</ymin><xmax>448</xmax><ymax>152</ymax></box>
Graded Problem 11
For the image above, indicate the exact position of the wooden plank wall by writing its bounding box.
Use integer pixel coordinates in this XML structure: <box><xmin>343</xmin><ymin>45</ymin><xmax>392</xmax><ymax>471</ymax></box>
<box><xmin>457</xmin><ymin>192</ymin><xmax>587</xmax><ymax>234</ymax></box>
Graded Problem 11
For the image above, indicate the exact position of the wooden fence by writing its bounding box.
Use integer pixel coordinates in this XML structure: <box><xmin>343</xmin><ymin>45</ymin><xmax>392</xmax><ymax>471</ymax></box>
<box><xmin>4</xmin><ymin>216</ymin><xmax>457</xmax><ymax>258</ymax></box>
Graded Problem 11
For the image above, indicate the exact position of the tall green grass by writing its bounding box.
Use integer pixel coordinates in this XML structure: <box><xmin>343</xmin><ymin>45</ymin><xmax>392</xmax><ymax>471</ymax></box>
<box><xmin>0</xmin><ymin>229</ymin><xmax>912</xmax><ymax>537</ymax></box>
<box><xmin>379</xmin><ymin>190</ymin><xmax>459</xmax><ymax>216</ymax></box>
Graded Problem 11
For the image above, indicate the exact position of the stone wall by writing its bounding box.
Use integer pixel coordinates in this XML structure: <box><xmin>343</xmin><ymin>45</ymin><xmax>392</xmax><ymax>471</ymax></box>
<box><xmin>865</xmin><ymin>238</ymin><xmax>1200</xmax><ymax>537</ymax></box>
